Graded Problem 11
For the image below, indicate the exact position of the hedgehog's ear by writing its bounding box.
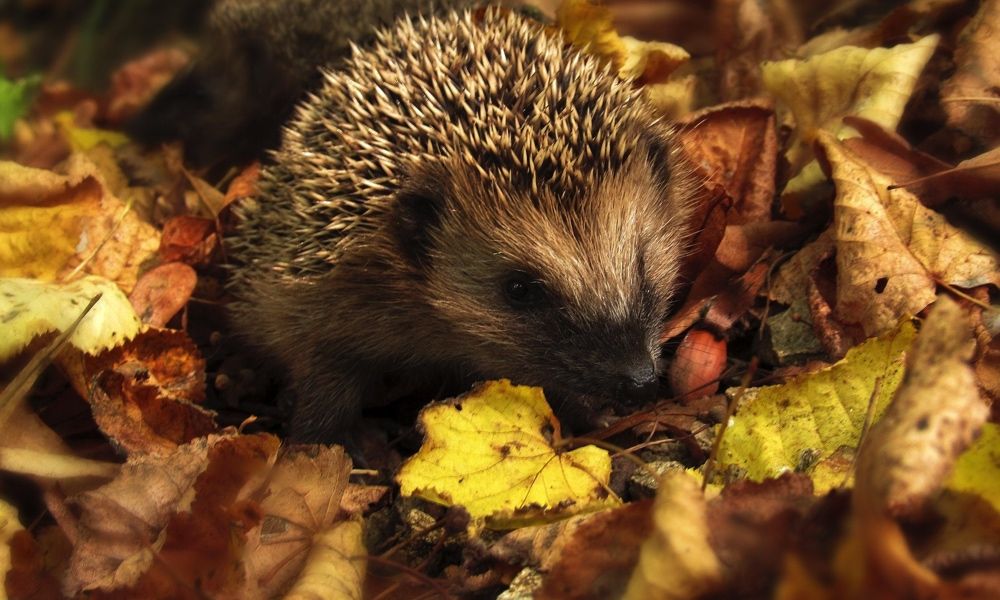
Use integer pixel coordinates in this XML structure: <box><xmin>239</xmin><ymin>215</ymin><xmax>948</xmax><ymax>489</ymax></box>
<box><xmin>390</xmin><ymin>177</ymin><xmax>447</xmax><ymax>268</ymax></box>
<box><xmin>642</xmin><ymin>129</ymin><xmax>674</xmax><ymax>190</ymax></box>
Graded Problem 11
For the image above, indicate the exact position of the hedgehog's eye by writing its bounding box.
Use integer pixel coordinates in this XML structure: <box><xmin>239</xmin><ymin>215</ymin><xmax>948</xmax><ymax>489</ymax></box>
<box><xmin>502</xmin><ymin>271</ymin><xmax>547</xmax><ymax>309</ymax></box>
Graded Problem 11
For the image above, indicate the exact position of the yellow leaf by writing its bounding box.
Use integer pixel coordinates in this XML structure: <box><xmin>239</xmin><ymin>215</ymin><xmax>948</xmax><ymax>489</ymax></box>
<box><xmin>284</xmin><ymin>519</ymin><xmax>365</xmax><ymax>600</ymax></box>
<box><xmin>0</xmin><ymin>156</ymin><xmax>159</xmax><ymax>292</ymax></box>
<box><xmin>716</xmin><ymin>321</ymin><xmax>916</xmax><ymax>493</ymax></box>
<box><xmin>396</xmin><ymin>380</ymin><xmax>619</xmax><ymax>528</ymax></box>
<box><xmin>556</xmin><ymin>0</ymin><xmax>688</xmax><ymax>83</ymax></box>
<box><xmin>54</xmin><ymin>111</ymin><xmax>129</xmax><ymax>152</ymax></box>
<box><xmin>0</xmin><ymin>276</ymin><xmax>142</xmax><ymax>362</ymax></box>
<box><xmin>0</xmin><ymin>499</ymin><xmax>22</xmax><ymax>598</ymax></box>
<box><xmin>762</xmin><ymin>35</ymin><xmax>938</xmax><ymax>196</ymax></box>
<box><xmin>623</xmin><ymin>471</ymin><xmax>721</xmax><ymax>600</ymax></box>
<box><xmin>947</xmin><ymin>423</ymin><xmax>1000</xmax><ymax>513</ymax></box>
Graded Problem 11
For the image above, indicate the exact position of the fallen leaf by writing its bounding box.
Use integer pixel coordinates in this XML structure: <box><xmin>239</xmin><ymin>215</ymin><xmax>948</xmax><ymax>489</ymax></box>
<box><xmin>762</xmin><ymin>35</ymin><xmax>939</xmax><ymax>209</ymax></box>
<box><xmin>61</xmin><ymin>328</ymin><xmax>215</xmax><ymax>456</ymax></box>
<box><xmin>947</xmin><ymin>423</ymin><xmax>1000</xmax><ymax>513</ymax></box>
<box><xmin>53</xmin><ymin>111</ymin><xmax>129</xmax><ymax>152</ymax></box>
<box><xmin>0</xmin><ymin>276</ymin><xmax>141</xmax><ymax>362</ymax></box>
<box><xmin>713</xmin><ymin>0</ymin><xmax>802</xmax><ymax>100</ymax></box>
<box><xmin>556</xmin><ymin>0</ymin><xmax>689</xmax><ymax>82</ymax></box>
<box><xmin>536</xmin><ymin>502</ymin><xmax>652</xmax><ymax>600</ymax></box>
<box><xmin>283</xmin><ymin>519</ymin><xmax>365</xmax><ymax>600</ymax></box>
<box><xmin>158</xmin><ymin>216</ymin><xmax>218</xmax><ymax>264</ymax></box>
<box><xmin>129</xmin><ymin>262</ymin><xmax>197</xmax><ymax>326</ymax></box>
<box><xmin>243</xmin><ymin>445</ymin><xmax>385</xmax><ymax>598</ymax></box>
<box><xmin>103</xmin><ymin>47</ymin><xmax>190</xmax><ymax>125</ymax></box>
<box><xmin>64</xmin><ymin>432</ymin><xmax>279</xmax><ymax>597</ymax></box>
<box><xmin>622</xmin><ymin>471</ymin><xmax>722</xmax><ymax>600</ymax></box>
<box><xmin>819</xmin><ymin>133</ymin><xmax>1000</xmax><ymax>336</ymax></box>
<box><xmin>1</xmin><ymin>499</ymin><xmax>22</xmax><ymax>593</ymax></box>
<box><xmin>716</xmin><ymin>321</ymin><xmax>916</xmax><ymax>492</ymax></box>
<box><xmin>0</xmin><ymin>154</ymin><xmax>159</xmax><ymax>292</ymax></box>
<box><xmin>939</xmin><ymin>0</ymin><xmax>1000</xmax><ymax>146</ymax></box>
<box><xmin>397</xmin><ymin>380</ymin><xmax>619</xmax><ymax>528</ymax></box>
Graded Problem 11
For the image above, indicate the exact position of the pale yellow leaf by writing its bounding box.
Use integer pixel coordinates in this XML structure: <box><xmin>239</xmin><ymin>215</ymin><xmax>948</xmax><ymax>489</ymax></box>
<box><xmin>623</xmin><ymin>471</ymin><xmax>721</xmax><ymax>600</ymax></box>
<box><xmin>0</xmin><ymin>276</ymin><xmax>142</xmax><ymax>362</ymax></box>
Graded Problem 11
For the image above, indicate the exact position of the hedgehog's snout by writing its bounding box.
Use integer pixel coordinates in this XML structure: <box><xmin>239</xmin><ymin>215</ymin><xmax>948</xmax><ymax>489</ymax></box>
<box><xmin>613</xmin><ymin>359</ymin><xmax>659</xmax><ymax>405</ymax></box>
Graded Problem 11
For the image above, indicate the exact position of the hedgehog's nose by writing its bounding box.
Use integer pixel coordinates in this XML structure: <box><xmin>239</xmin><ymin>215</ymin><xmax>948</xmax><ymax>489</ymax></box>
<box><xmin>616</xmin><ymin>361</ymin><xmax>659</xmax><ymax>404</ymax></box>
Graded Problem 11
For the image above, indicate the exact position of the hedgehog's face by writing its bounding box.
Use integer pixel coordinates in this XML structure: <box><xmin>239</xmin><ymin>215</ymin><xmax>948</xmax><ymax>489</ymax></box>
<box><xmin>391</xmin><ymin>133</ymin><xmax>692</xmax><ymax>410</ymax></box>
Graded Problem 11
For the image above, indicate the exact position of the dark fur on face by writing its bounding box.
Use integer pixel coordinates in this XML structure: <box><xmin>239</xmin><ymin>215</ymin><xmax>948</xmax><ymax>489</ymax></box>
<box><xmin>391</xmin><ymin>136</ymin><xmax>689</xmax><ymax>403</ymax></box>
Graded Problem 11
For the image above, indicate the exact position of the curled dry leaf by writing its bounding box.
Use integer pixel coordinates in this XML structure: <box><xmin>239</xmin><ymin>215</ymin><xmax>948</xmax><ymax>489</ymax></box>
<box><xmin>0</xmin><ymin>276</ymin><xmax>141</xmax><ymax>362</ymax></box>
<box><xmin>622</xmin><ymin>471</ymin><xmax>721</xmax><ymax>600</ymax></box>
<box><xmin>0</xmin><ymin>154</ymin><xmax>159</xmax><ymax>292</ymax></box>
<box><xmin>129</xmin><ymin>262</ymin><xmax>197</xmax><ymax>326</ymax></box>
<box><xmin>939</xmin><ymin>0</ymin><xmax>1000</xmax><ymax>146</ymax></box>
<box><xmin>397</xmin><ymin>379</ymin><xmax>618</xmax><ymax>528</ymax></box>
<box><xmin>855</xmin><ymin>297</ymin><xmax>989</xmax><ymax>518</ymax></box>
<box><xmin>60</xmin><ymin>328</ymin><xmax>215</xmax><ymax>457</ymax></box>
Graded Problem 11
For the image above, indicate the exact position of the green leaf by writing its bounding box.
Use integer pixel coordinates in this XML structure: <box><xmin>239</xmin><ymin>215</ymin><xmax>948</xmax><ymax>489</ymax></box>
<box><xmin>0</xmin><ymin>73</ymin><xmax>41</xmax><ymax>140</ymax></box>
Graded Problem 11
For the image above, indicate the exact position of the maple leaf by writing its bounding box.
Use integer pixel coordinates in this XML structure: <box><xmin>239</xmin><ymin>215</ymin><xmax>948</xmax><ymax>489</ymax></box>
<box><xmin>397</xmin><ymin>380</ymin><xmax>619</xmax><ymax>528</ymax></box>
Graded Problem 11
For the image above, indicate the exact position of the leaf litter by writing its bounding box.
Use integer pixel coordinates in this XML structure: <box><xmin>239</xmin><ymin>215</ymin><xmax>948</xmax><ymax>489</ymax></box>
<box><xmin>1</xmin><ymin>0</ymin><xmax>999</xmax><ymax>598</ymax></box>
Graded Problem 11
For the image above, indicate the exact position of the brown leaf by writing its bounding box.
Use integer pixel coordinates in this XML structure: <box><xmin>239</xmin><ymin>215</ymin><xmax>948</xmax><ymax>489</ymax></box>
<box><xmin>940</xmin><ymin>0</ymin><xmax>1000</xmax><ymax>146</ymax></box>
<box><xmin>158</xmin><ymin>215</ymin><xmax>219</xmax><ymax>264</ymax></box>
<box><xmin>129</xmin><ymin>262</ymin><xmax>197</xmax><ymax>327</ymax></box>
<box><xmin>537</xmin><ymin>502</ymin><xmax>652</xmax><ymax>600</ymax></box>
<box><xmin>64</xmin><ymin>433</ymin><xmax>279</xmax><ymax>597</ymax></box>
<box><xmin>61</xmin><ymin>328</ymin><xmax>216</xmax><ymax>456</ymax></box>
<box><xmin>241</xmin><ymin>445</ymin><xmax>358</xmax><ymax>598</ymax></box>
<box><xmin>103</xmin><ymin>47</ymin><xmax>190</xmax><ymax>125</ymax></box>
<box><xmin>855</xmin><ymin>296</ymin><xmax>988</xmax><ymax>518</ymax></box>
<box><xmin>818</xmin><ymin>133</ymin><xmax>1000</xmax><ymax>336</ymax></box>
<box><xmin>714</xmin><ymin>0</ymin><xmax>803</xmax><ymax>100</ymax></box>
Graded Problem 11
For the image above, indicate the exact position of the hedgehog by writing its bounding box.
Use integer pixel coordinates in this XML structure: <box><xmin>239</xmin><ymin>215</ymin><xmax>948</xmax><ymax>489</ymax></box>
<box><xmin>226</xmin><ymin>6</ymin><xmax>694</xmax><ymax>443</ymax></box>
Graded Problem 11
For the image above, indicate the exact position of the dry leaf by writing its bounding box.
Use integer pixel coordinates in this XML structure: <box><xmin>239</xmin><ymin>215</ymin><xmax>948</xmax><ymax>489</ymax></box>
<box><xmin>61</xmin><ymin>328</ymin><xmax>215</xmax><ymax>457</ymax></box>
<box><xmin>0</xmin><ymin>154</ymin><xmax>159</xmax><ymax>292</ymax></box>
<box><xmin>243</xmin><ymin>445</ymin><xmax>385</xmax><ymax>598</ymax></box>
<box><xmin>536</xmin><ymin>502</ymin><xmax>652</xmax><ymax>600</ymax></box>
<box><xmin>64</xmin><ymin>433</ymin><xmax>279</xmax><ymax>597</ymax></box>
<box><xmin>129</xmin><ymin>262</ymin><xmax>197</xmax><ymax>326</ymax></box>
<box><xmin>855</xmin><ymin>297</ymin><xmax>988</xmax><ymax>518</ymax></box>
<box><xmin>762</xmin><ymin>34</ymin><xmax>938</xmax><ymax>208</ymax></box>
<box><xmin>939</xmin><ymin>0</ymin><xmax>1000</xmax><ymax>146</ymax></box>
<box><xmin>716</xmin><ymin>321</ymin><xmax>916</xmax><ymax>493</ymax></box>
<box><xmin>819</xmin><ymin>133</ymin><xmax>1000</xmax><ymax>336</ymax></box>
<box><xmin>623</xmin><ymin>471</ymin><xmax>721</xmax><ymax>600</ymax></box>
<box><xmin>0</xmin><ymin>276</ymin><xmax>141</xmax><ymax>362</ymax></box>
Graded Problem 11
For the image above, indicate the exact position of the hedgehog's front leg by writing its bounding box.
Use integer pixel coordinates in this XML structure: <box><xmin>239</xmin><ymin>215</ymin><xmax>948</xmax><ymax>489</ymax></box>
<box><xmin>286</xmin><ymin>355</ymin><xmax>374</xmax><ymax>445</ymax></box>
